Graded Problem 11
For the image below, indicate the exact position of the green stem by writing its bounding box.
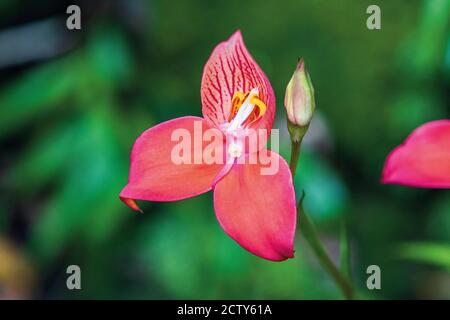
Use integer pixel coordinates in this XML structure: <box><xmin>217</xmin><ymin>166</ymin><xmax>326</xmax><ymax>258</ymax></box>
<box><xmin>340</xmin><ymin>219</ymin><xmax>352</xmax><ymax>280</ymax></box>
<box><xmin>289</xmin><ymin>141</ymin><xmax>301</xmax><ymax>177</ymax></box>
<box><xmin>298</xmin><ymin>202</ymin><xmax>354</xmax><ymax>299</ymax></box>
<box><xmin>290</xmin><ymin>142</ymin><xmax>354</xmax><ymax>300</ymax></box>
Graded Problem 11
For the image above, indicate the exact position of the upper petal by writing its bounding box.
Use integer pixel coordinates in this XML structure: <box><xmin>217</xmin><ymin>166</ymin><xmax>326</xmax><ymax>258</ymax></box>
<box><xmin>382</xmin><ymin>120</ymin><xmax>450</xmax><ymax>188</ymax></box>
<box><xmin>120</xmin><ymin>116</ymin><xmax>225</xmax><ymax>210</ymax></box>
<box><xmin>201</xmin><ymin>30</ymin><xmax>275</xmax><ymax>132</ymax></box>
<box><xmin>213</xmin><ymin>150</ymin><xmax>297</xmax><ymax>261</ymax></box>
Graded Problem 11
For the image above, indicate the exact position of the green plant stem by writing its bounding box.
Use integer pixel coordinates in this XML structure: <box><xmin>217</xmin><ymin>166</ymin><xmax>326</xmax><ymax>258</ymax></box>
<box><xmin>340</xmin><ymin>219</ymin><xmax>352</xmax><ymax>280</ymax></box>
<box><xmin>289</xmin><ymin>141</ymin><xmax>355</xmax><ymax>300</ymax></box>
<box><xmin>297</xmin><ymin>203</ymin><xmax>354</xmax><ymax>299</ymax></box>
<box><xmin>289</xmin><ymin>141</ymin><xmax>301</xmax><ymax>177</ymax></box>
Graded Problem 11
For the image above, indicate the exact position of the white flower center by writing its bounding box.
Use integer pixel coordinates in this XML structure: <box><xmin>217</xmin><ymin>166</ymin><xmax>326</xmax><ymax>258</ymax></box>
<box><xmin>227</xmin><ymin>141</ymin><xmax>243</xmax><ymax>158</ymax></box>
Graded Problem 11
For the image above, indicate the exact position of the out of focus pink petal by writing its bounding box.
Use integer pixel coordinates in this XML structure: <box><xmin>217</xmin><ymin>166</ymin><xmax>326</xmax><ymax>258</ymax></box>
<box><xmin>213</xmin><ymin>150</ymin><xmax>297</xmax><ymax>261</ymax></box>
<box><xmin>382</xmin><ymin>120</ymin><xmax>450</xmax><ymax>188</ymax></box>
<box><xmin>120</xmin><ymin>116</ymin><xmax>225</xmax><ymax>211</ymax></box>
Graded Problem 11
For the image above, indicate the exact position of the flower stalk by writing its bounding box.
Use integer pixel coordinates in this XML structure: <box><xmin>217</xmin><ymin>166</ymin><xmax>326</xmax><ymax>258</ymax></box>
<box><xmin>285</xmin><ymin>58</ymin><xmax>354</xmax><ymax>298</ymax></box>
<box><xmin>289</xmin><ymin>145</ymin><xmax>355</xmax><ymax>300</ymax></box>
<box><xmin>288</xmin><ymin>121</ymin><xmax>308</xmax><ymax>178</ymax></box>
<box><xmin>289</xmin><ymin>140</ymin><xmax>301</xmax><ymax>178</ymax></box>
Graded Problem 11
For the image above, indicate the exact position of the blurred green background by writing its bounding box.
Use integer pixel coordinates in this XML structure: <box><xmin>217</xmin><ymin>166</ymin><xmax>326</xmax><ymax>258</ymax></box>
<box><xmin>0</xmin><ymin>0</ymin><xmax>449</xmax><ymax>299</ymax></box>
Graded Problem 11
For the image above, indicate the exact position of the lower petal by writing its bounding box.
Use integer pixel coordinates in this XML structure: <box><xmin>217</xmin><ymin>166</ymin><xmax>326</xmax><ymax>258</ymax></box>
<box><xmin>213</xmin><ymin>150</ymin><xmax>297</xmax><ymax>261</ymax></box>
<box><xmin>120</xmin><ymin>116</ymin><xmax>225</xmax><ymax>210</ymax></box>
<box><xmin>382</xmin><ymin>120</ymin><xmax>450</xmax><ymax>188</ymax></box>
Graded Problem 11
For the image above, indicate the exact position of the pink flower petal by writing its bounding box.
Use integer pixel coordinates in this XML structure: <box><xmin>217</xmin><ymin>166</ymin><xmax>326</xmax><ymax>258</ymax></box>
<box><xmin>201</xmin><ymin>30</ymin><xmax>275</xmax><ymax>133</ymax></box>
<box><xmin>382</xmin><ymin>120</ymin><xmax>450</xmax><ymax>188</ymax></box>
<box><xmin>120</xmin><ymin>116</ymin><xmax>225</xmax><ymax>210</ymax></box>
<box><xmin>213</xmin><ymin>150</ymin><xmax>297</xmax><ymax>261</ymax></box>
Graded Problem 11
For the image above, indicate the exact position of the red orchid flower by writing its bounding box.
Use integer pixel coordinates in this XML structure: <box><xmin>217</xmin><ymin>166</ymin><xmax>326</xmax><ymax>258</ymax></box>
<box><xmin>382</xmin><ymin>120</ymin><xmax>450</xmax><ymax>188</ymax></box>
<box><xmin>120</xmin><ymin>31</ymin><xmax>297</xmax><ymax>261</ymax></box>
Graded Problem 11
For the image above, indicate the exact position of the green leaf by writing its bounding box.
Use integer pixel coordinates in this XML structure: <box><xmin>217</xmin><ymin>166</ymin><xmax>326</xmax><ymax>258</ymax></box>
<box><xmin>0</xmin><ymin>58</ymin><xmax>77</xmax><ymax>137</ymax></box>
<box><xmin>6</xmin><ymin>119</ymin><xmax>85</xmax><ymax>193</ymax></box>
<box><xmin>339</xmin><ymin>219</ymin><xmax>352</xmax><ymax>280</ymax></box>
<box><xmin>399</xmin><ymin>0</ymin><xmax>450</xmax><ymax>79</ymax></box>
<box><xmin>28</xmin><ymin>110</ymin><xmax>128</xmax><ymax>265</ymax></box>
<box><xmin>396</xmin><ymin>242</ymin><xmax>450</xmax><ymax>271</ymax></box>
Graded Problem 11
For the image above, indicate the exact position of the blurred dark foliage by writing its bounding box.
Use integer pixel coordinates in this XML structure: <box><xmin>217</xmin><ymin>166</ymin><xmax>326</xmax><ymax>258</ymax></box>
<box><xmin>0</xmin><ymin>0</ymin><xmax>449</xmax><ymax>299</ymax></box>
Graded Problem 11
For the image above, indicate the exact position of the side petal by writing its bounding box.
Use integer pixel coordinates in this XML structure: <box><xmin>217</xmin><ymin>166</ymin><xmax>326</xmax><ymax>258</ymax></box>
<box><xmin>382</xmin><ymin>120</ymin><xmax>450</xmax><ymax>188</ymax></box>
<box><xmin>120</xmin><ymin>116</ymin><xmax>225</xmax><ymax>210</ymax></box>
<box><xmin>201</xmin><ymin>30</ymin><xmax>275</xmax><ymax>132</ymax></box>
<box><xmin>213</xmin><ymin>150</ymin><xmax>297</xmax><ymax>261</ymax></box>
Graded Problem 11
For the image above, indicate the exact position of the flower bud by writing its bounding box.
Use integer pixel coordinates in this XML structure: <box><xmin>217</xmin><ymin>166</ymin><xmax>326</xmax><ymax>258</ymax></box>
<box><xmin>285</xmin><ymin>59</ymin><xmax>315</xmax><ymax>142</ymax></box>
